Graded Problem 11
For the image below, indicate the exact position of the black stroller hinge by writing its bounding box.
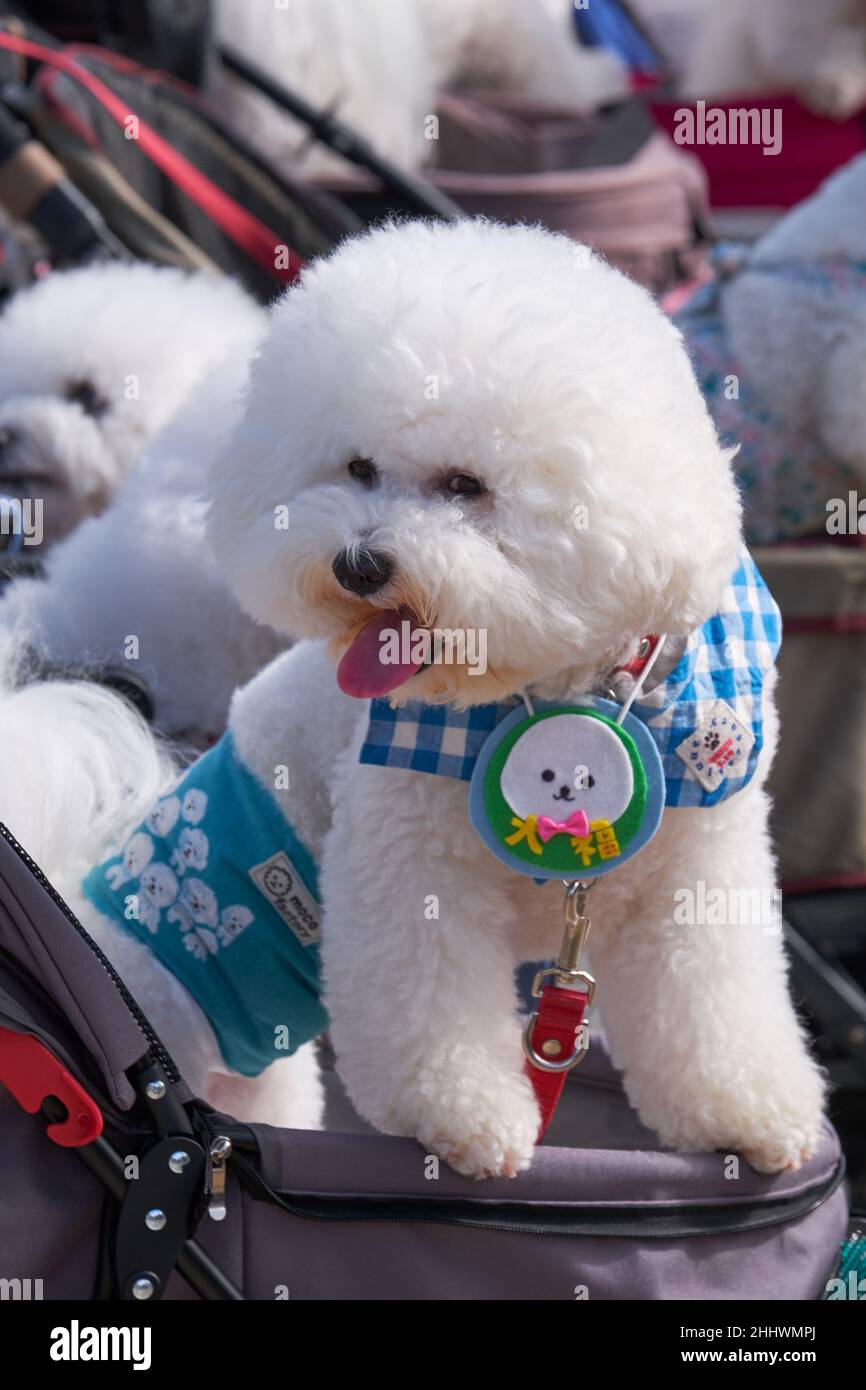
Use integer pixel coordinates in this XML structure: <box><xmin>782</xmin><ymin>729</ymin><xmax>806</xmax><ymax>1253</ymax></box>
<box><xmin>114</xmin><ymin>1133</ymin><xmax>208</xmax><ymax>1301</ymax></box>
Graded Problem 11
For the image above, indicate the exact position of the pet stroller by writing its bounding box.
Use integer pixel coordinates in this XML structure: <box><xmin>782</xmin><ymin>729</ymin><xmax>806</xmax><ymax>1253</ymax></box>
<box><xmin>226</xmin><ymin>29</ymin><xmax>711</xmax><ymax>301</ymax></box>
<box><xmin>210</xmin><ymin>2</ymin><xmax>707</xmax><ymax>295</ymax></box>
<box><xmin>0</xmin><ymin>15</ymin><xmax>463</xmax><ymax>305</ymax></box>
<box><xmin>0</xmin><ymin>823</ymin><xmax>850</xmax><ymax>1301</ymax></box>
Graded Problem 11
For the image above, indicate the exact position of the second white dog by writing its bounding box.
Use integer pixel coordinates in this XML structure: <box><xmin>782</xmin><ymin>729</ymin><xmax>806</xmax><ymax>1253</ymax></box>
<box><xmin>0</xmin><ymin>264</ymin><xmax>261</xmax><ymax>550</ymax></box>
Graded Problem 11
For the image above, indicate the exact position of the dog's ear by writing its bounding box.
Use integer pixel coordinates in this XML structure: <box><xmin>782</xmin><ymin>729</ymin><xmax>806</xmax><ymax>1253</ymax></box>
<box><xmin>623</xmin><ymin>441</ymin><xmax>744</xmax><ymax>640</ymax></box>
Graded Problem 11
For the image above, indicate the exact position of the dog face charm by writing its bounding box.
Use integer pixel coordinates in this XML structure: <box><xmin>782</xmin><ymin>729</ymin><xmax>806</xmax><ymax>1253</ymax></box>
<box><xmin>469</xmin><ymin>700</ymin><xmax>665</xmax><ymax>880</ymax></box>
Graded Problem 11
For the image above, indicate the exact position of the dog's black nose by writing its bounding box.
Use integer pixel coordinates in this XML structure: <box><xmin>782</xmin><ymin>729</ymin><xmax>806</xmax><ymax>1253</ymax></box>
<box><xmin>559</xmin><ymin>786</ymin><xmax>573</xmax><ymax>799</ymax></box>
<box><xmin>332</xmin><ymin>547</ymin><xmax>393</xmax><ymax>596</ymax></box>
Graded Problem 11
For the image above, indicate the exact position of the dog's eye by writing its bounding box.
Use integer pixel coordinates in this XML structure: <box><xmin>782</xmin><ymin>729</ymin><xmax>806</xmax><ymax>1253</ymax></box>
<box><xmin>348</xmin><ymin>457</ymin><xmax>378</xmax><ymax>487</ymax></box>
<box><xmin>541</xmin><ymin>769</ymin><xmax>556</xmax><ymax>782</ymax></box>
<box><xmin>445</xmin><ymin>472</ymin><xmax>486</xmax><ymax>498</ymax></box>
<box><xmin>64</xmin><ymin>379</ymin><xmax>109</xmax><ymax>418</ymax></box>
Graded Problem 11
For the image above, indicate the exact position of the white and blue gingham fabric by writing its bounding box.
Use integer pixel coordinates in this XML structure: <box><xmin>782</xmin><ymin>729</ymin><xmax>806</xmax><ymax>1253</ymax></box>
<box><xmin>359</xmin><ymin>551</ymin><xmax>781</xmax><ymax>809</ymax></box>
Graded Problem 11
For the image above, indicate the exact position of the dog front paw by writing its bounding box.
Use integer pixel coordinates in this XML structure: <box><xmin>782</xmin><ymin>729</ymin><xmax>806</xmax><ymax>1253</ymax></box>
<box><xmin>414</xmin><ymin>1077</ymin><xmax>540</xmax><ymax>1180</ymax></box>
<box><xmin>741</xmin><ymin>1131</ymin><xmax>820</xmax><ymax>1175</ymax></box>
<box><xmin>624</xmin><ymin>1040</ymin><xmax>826</xmax><ymax>1175</ymax></box>
<box><xmin>655</xmin><ymin>1070</ymin><xmax>824</xmax><ymax>1174</ymax></box>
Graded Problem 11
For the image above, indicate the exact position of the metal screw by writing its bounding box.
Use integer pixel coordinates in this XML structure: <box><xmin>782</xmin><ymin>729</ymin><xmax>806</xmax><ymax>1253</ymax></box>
<box><xmin>541</xmin><ymin>1039</ymin><xmax>562</xmax><ymax>1057</ymax></box>
<box><xmin>145</xmin><ymin>1208</ymin><xmax>167</xmax><ymax>1231</ymax></box>
<box><xmin>169</xmin><ymin>1150</ymin><xmax>191</xmax><ymax>1174</ymax></box>
<box><xmin>131</xmin><ymin>1276</ymin><xmax>155</xmax><ymax>1300</ymax></box>
<box><xmin>145</xmin><ymin>1079</ymin><xmax>166</xmax><ymax>1101</ymax></box>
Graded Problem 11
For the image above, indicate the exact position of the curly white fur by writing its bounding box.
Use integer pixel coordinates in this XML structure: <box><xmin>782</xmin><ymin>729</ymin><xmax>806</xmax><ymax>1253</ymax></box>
<box><xmin>0</xmin><ymin>264</ymin><xmax>261</xmax><ymax>550</ymax></box>
<box><xmin>2</xmin><ymin>220</ymin><xmax>825</xmax><ymax>1175</ymax></box>
<box><xmin>0</xmin><ymin>341</ymin><xmax>286</xmax><ymax>745</ymax></box>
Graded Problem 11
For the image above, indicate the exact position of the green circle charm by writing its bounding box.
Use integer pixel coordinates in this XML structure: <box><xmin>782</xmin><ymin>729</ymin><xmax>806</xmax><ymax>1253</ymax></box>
<box><xmin>468</xmin><ymin>699</ymin><xmax>665</xmax><ymax>880</ymax></box>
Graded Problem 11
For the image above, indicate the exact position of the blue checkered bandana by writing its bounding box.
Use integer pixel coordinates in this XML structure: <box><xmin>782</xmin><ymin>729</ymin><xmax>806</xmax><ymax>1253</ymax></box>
<box><xmin>360</xmin><ymin>551</ymin><xmax>781</xmax><ymax>809</ymax></box>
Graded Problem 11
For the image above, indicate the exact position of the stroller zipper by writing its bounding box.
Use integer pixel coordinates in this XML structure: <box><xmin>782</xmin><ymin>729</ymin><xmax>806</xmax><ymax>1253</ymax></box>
<box><xmin>207</xmin><ymin>1135</ymin><xmax>232</xmax><ymax>1221</ymax></box>
<box><xmin>0</xmin><ymin>821</ymin><xmax>180</xmax><ymax>1082</ymax></box>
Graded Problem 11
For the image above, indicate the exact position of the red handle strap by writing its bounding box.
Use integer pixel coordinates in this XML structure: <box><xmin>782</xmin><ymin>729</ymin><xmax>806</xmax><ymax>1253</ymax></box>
<box><xmin>0</xmin><ymin>31</ymin><xmax>304</xmax><ymax>284</ymax></box>
<box><xmin>0</xmin><ymin>1026</ymin><xmax>103</xmax><ymax>1147</ymax></box>
<box><xmin>524</xmin><ymin>984</ymin><xmax>591</xmax><ymax>1141</ymax></box>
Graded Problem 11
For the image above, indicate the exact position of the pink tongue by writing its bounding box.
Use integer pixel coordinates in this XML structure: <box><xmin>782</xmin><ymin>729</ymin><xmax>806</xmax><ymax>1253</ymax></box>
<box><xmin>337</xmin><ymin>608</ymin><xmax>424</xmax><ymax>698</ymax></box>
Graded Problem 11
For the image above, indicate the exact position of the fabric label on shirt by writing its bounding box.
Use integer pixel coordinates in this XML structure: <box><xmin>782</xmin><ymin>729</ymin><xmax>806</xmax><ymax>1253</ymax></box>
<box><xmin>674</xmin><ymin>698</ymin><xmax>755</xmax><ymax>793</ymax></box>
<box><xmin>249</xmin><ymin>851</ymin><xmax>321</xmax><ymax>947</ymax></box>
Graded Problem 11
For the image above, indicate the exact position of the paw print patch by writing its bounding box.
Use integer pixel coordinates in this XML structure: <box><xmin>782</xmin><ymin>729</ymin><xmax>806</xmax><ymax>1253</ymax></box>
<box><xmin>675</xmin><ymin>700</ymin><xmax>755</xmax><ymax>793</ymax></box>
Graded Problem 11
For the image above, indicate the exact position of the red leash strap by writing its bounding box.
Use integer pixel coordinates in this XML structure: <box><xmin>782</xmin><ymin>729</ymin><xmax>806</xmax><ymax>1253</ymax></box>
<box><xmin>524</xmin><ymin>982</ymin><xmax>591</xmax><ymax>1140</ymax></box>
<box><xmin>523</xmin><ymin>881</ymin><xmax>596</xmax><ymax>1141</ymax></box>
<box><xmin>0</xmin><ymin>32</ymin><xmax>304</xmax><ymax>285</ymax></box>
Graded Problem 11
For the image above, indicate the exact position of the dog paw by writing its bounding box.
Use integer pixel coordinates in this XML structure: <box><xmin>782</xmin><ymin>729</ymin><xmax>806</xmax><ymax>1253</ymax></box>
<box><xmin>723</xmin><ymin>1064</ymin><xmax>825</xmax><ymax>1174</ymax></box>
<box><xmin>415</xmin><ymin>1081</ymin><xmax>540</xmax><ymax>1180</ymax></box>
<box><xmin>737</xmin><ymin>1085</ymin><xmax>824</xmax><ymax>1174</ymax></box>
<box><xmin>657</xmin><ymin>1110</ymin><xmax>821</xmax><ymax>1175</ymax></box>
<box><xmin>741</xmin><ymin>1133</ymin><xmax>818</xmax><ymax>1175</ymax></box>
<box><xmin>630</xmin><ymin>1049</ymin><xmax>826</xmax><ymax>1176</ymax></box>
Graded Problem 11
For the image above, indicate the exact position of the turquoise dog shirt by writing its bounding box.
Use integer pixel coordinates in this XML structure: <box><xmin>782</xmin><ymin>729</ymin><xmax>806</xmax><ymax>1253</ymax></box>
<box><xmin>82</xmin><ymin>732</ymin><xmax>326</xmax><ymax>1076</ymax></box>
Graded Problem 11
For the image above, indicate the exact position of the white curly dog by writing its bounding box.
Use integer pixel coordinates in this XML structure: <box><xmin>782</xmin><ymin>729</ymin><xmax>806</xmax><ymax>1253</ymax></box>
<box><xmin>0</xmin><ymin>263</ymin><xmax>260</xmax><ymax>551</ymax></box>
<box><xmin>3</xmin><ymin>220</ymin><xmax>825</xmax><ymax>1178</ymax></box>
<box><xmin>0</xmin><ymin>270</ymin><xmax>283</xmax><ymax>744</ymax></box>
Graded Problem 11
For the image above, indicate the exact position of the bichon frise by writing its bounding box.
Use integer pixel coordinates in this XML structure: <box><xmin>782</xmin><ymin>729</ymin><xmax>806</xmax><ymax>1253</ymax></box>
<box><xmin>0</xmin><ymin>263</ymin><xmax>262</xmax><ymax>551</ymax></box>
<box><xmin>675</xmin><ymin>153</ymin><xmax>866</xmax><ymax>543</ymax></box>
<box><xmin>0</xmin><ymin>328</ymin><xmax>285</xmax><ymax>747</ymax></box>
<box><xmin>9</xmin><ymin>220</ymin><xmax>825</xmax><ymax>1177</ymax></box>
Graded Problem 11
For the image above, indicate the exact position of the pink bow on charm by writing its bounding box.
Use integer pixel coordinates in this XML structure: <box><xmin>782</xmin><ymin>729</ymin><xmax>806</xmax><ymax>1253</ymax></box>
<box><xmin>536</xmin><ymin>809</ymin><xmax>591</xmax><ymax>843</ymax></box>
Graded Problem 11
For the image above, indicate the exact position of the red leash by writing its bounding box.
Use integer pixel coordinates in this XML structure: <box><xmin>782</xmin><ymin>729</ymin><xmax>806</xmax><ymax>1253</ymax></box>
<box><xmin>523</xmin><ymin>881</ymin><xmax>596</xmax><ymax>1140</ymax></box>
<box><xmin>0</xmin><ymin>31</ymin><xmax>304</xmax><ymax>285</ymax></box>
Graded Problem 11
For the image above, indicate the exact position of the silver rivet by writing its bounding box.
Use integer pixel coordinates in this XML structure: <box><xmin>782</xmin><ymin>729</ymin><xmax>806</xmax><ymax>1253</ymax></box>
<box><xmin>132</xmin><ymin>1276</ymin><xmax>155</xmax><ymax>1300</ymax></box>
<box><xmin>145</xmin><ymin>1080</ymin><xmax>166</xmax><ymax>1101</ymax></box>
<box><xmin>169</xmin><ymin>1150</ymin><xmax>191</xmax><ymax>1174</ymax></box>
<box><xmin>145</xmin><ymin>1208</ymin><xmax>167</xmax><ymax>1231</ymax></box>
<box><xmin>541</xmin><ymin>1039</ymin><xmax>562</xmax><ymax>1057</ymax></box>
